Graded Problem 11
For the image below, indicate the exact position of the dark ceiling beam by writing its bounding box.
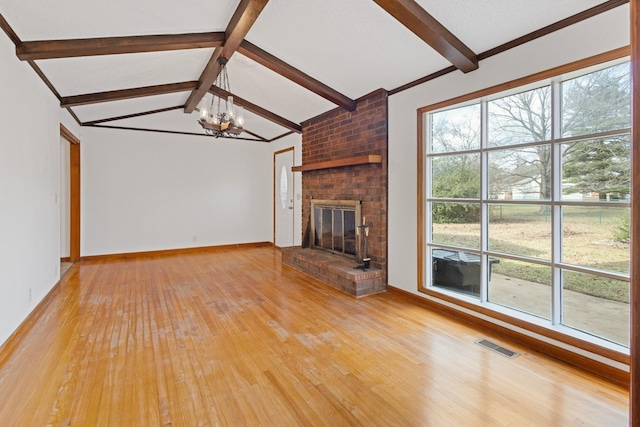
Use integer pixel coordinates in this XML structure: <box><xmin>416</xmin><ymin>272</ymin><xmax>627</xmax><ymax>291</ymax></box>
<box><xmin>478</xmin><ymin>0</ymin><xmax>629</xmax><ymax>60</ymax></box>
<box><xmin>221</xmin><ymin>0</ymin><xmax>269</xmax><ymax>60</ymax></box>
<box><xmin>389</xmin><ymin>0</ymin><xmax>628</xmax><ymax>95</ymax></box>
<box><xmin>60</xmin><ymin>81</ymin><xmax>198</xmax><ymax>107</ymax></box>
<box><xmin>372</xmin><ymin>0</ymin><xmax>478</xmax><ymax>73</ymax></box>
<box><xmin>16</xmin><ymin>32</ymin><xmax>225</xmax><ymax>60</ymax></box>
<box><xmin>66</xmin><ymin>80</ymin><xmax>299</xmax><ymax>131</ymax></box>
<box><xmin>1</xmin><ymin>14</ymin><xmax>71</xmax><ymax>122</ymax></box>
<box><xmin>27</xmin><ymin>60</ymin><xmax>61</xmax><ymax>100</ymax></box>
<box><xmin>267</xmin><ymin>131</ymin><xmax>295</xmax><ymax>143</ymax></box>
<box><xmin>238</xmin><ymin>41</ymin><xmax>356</xmax><ymax>111</ymax></box>
<box><xmin>85</xmin><ymin>124</ymin><xmax>266</xmax><ymax>142</ymax></box>
<box><xmin>242</xmin><ymin>129</ymin><xmax>269</xmax><ymax>142</ymax></box>
<box><xmin>389</xmin><ymin>65</ymin><xmax>457</xmax><ymax>95</ymax></box>
<box><xmin>0</xmin><ymin>13</ymin><xmax>21</xmax><ymax>46</ymax></box>
<box><xmin>184</xmin><ymin>49</ymin><xmax>224</xmax><ymax>113</ymax></box>
<box><xmin>65</xmin><ymin>107</ymin><xmax>83</xmax><ymax>127</ymax></box>
<box><xmin>184</xmin><ymin>0</ymin><xmax>269</xmax><ymax>113</ymax></box>
<box><xmin>82</xmin><ymin>105</ymin><xmax>185</xmax><ymax>126</ymax></box>
<box><xmin>210</xmin><ymin>86</ymin><xmax>302</xmax><ymax>133</ymax></box>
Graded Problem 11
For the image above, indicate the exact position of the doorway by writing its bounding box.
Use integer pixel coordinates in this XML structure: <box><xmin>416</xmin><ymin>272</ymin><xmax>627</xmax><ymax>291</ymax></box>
<box><xmin>60</xmin><ymin>124</ymin><xmax>80</xmax><ymax>274</ymax></box>
<box><xmin>274</xmin><ymin>147</ymin><xmax>294</xmax><ymax>247</ymax></box>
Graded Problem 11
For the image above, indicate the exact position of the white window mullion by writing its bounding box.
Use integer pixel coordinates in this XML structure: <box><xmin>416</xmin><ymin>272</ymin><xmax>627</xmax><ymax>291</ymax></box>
<box><xmin>480</xmin><ymin>100</ymin><xmax>489</xmax><ymax>303</ymax></box>
<box><xmin>551</xmin><ymin>79</ymin><xmax>562</xmax><ymax>326</ymax></box>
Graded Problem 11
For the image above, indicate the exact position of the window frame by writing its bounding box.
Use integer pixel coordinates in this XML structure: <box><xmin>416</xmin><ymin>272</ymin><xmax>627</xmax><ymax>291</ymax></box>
<box><xmin>416</xmin><ymin>47</ymin><xmax>631</xmax><ymax>364</ymax></box>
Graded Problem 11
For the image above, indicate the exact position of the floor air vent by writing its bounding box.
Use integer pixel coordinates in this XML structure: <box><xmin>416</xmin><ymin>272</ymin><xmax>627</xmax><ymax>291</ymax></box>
<box><xmin>475</xmin><ymin>339</ymin><xmax>519</xmax><ymax>358</ymax></box>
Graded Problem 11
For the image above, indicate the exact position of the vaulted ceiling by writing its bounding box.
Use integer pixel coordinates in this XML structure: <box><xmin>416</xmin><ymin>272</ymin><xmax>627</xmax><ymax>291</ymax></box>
<box><xmin>0</xmin><ymin>0</ymin><xmax>627</xmax><ymax>142</ymax></box>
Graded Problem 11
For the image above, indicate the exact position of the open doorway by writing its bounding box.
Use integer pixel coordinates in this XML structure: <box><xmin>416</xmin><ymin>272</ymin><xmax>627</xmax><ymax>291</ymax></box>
<box><xmin>60</xmin><ymin>124</ymin><xmax>80</xmax><ymax>277</ymax></box>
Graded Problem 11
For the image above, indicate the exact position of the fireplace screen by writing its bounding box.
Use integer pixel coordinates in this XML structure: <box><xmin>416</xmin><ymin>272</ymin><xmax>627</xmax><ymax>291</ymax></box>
<box><xmin>310</xmin><ymin>199</ymin><xmax>361</xmax><ymax>257</ymax></box>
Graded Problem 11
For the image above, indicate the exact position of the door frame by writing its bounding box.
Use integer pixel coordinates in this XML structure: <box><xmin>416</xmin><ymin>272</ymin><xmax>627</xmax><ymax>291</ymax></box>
<box><xmin>273</xmin><ymin>147</ymin><xmax>295</xmax><ymax>247</ymax></box>
<box><xmin>60</xmin><ymin>124</ymin><xmax>81</xmax><ymax>263</ymax></box>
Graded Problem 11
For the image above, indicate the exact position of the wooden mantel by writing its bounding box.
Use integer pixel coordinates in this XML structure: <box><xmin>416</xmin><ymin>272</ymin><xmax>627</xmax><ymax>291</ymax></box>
<box><xmin>292</xmin><ymin>154</ymin><xmax>382</xmax><ymax>172</ymax></box>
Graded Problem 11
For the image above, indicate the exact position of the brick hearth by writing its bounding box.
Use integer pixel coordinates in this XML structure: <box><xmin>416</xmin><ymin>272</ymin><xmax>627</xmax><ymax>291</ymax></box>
<box><xmin>281</xmin><ymin>247</ymin><xmax>385</xmax><ymax>297</ymax></box>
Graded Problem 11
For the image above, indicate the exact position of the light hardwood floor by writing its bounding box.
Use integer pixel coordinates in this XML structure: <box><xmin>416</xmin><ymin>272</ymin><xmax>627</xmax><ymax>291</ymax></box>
<box><xmin>0</xmin><ymin>246</ymin><xmax>628</xmax><ymax>426</ymax></box>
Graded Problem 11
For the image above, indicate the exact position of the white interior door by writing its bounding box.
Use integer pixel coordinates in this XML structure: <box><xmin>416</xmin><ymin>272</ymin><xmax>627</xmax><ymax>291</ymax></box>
<box><xmin>275</xmin><ymin>149</ymin><xmax>294</xmax><ymax>247</ymax></box>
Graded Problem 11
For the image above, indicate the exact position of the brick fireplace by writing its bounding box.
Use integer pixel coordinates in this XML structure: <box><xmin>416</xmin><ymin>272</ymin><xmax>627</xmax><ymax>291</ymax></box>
<box><xmin>281</xmin><ymin>89</ymin><xmax>388</xmax><ymax>297</ymax></box>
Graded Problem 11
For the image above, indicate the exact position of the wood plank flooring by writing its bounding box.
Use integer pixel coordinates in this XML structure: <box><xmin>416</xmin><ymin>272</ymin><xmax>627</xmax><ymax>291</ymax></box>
<box><xmin>0</xmin><ymin>246</ymin><xmax>629</xmax><ymax>426</ymax></box>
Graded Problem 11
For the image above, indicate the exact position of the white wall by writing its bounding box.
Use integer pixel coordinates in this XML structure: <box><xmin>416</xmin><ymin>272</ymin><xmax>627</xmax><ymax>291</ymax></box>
<box><xmin>388</xmin><ymin>5</ymin><xmax>630</xmax><ymax>296</ymax></box>
<box><xmin>0</xmin><ymin>31</ymin><xmax>79</xmax><ymax>344</ymax></box>
<box><xmin>269</xmin><ymin>133</ymin><xmax>303</xmax><ymax>247</ymax></box>
<box><xmin>81</xmin><ymin>127</ymin><xmax>275</xmax><ymax>256</ymax></box>
<box><xmin>0</xmin><ymin>17</ymin><xmax>295</xmax><ymax>343</ymax></box>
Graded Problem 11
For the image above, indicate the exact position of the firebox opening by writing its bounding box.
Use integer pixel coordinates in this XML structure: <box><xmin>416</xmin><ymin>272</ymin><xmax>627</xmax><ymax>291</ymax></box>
<box><xmin>310</xmin><ymin>199</ymin><xmax>361</xmax><ymax>258</ymax></box>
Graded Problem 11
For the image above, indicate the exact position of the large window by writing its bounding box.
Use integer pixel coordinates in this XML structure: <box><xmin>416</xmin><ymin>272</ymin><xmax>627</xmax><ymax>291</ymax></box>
<box><xmin>422</xmin><ymin>59</ymin><xmax>631</xmax><ymax>348</ymax></box>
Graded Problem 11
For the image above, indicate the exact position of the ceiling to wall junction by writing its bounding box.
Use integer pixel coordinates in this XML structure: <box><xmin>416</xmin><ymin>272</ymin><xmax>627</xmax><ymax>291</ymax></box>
<box><xmin>0</xmin><ymin>0</ymin><xmax>622</xmax><ymax>142</ymax></box>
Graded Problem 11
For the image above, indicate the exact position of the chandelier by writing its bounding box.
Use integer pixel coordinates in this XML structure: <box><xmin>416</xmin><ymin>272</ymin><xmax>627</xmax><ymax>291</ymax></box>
<box><xmin>196</xmin><ymin>58</ymin><xmax>245</xmax><ymax>137</ymax></box>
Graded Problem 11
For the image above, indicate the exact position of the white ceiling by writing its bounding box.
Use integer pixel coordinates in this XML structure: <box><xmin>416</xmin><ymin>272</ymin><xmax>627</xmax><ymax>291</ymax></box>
<box><xmin>36</xmin><ymin>49</ymin><xmax>215</xmax><ymax>95</ymax></box>
<box><xmin>0</xmin><ymin>0</ymin><xmax>621</xmax><ymax>142</ymax></box>
<box><xmin>2</xmin><ymin>1</ymin><xmax>236</xmax><ymax>39</ymax></box>
<box><xmin>415</xmin><ymin>0</ymin><xmax>607</xmax><ymax>53</ymax></box>
<box><xmin>244</xmin><ymin>0</ymin><xmax>452</xmax><ymax>98</ymax></box>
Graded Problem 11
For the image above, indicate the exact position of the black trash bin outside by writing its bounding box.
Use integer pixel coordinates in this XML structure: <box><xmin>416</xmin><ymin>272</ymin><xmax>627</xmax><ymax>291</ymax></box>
<box><xmin>432</xmin><ymin>249</ymin><xmax>499</xmax><ymax>297</ymax></box>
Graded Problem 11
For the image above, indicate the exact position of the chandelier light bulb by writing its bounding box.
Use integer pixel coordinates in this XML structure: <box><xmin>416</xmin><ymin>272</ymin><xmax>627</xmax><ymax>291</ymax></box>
<box><xmin>234</xmin><ymin>106</ymin><xmax>245</xmax><ymax>128</ymax></box>
<box><xmin>199</xmin><ymin>107</ymin><xmax>209</xmax><ymax>122</ymax></box>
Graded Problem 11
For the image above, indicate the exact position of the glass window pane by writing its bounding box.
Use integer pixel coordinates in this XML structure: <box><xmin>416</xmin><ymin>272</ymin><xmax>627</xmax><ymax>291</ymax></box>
<box><xmin>488</xmin><ymin>204</ymin><xmax>551</xmax><ymax>260</ymax></box>
<box><xmin>431</xmin><ymin>248</ymin><xmax>482</xmax><ymax>298</ymax></box>
<box><xmin>333</xmin><ymin>210</ymin><xmax>343</xmax><ymax>253</ymax></box>
<box><xmin>321</xmin><ymin>209</ymin><xmax>332</xmax><ymax>250</ymax></box>
<box><xmin>489</xmin><ymin>257</ymin><xmax>551</xmax><ymax>320</ymax></box>
<box><xmin>563</xmin><ymin>270</ymin><xmax>629</xmax><ymax>346</ymax></box>
<box><xmin>562</xmin><ymin>206</ymin><xmax>630</xmax><ymax>274</ymax></box>
<box><xmin>488</xmin><ymin>86</ymin><xmax>551</xmax><ymax>147</ymax></box>
<box><xmin>561</xmin><ymin>62</ymin><xmax>630</xmax><ymax>138</ymax></box>
<box><xmin>561</xmin><ymin>136</ymin><xmax>631</xmax><ymax>201</ymax></box>
<box><xmin>344</xmin><ymin>211</ymin><xmax>356</xmax><ymax>255</ymax></box>
<box><xmin>431</xmin><ymin>202</ymin><xmax>480</xmax><ymax>249</ymax></box>
<box><xmin>488</xmin><ymin>146</ymin><xmax>552</xmax><ymax>201</ymax></box>
<box><xmin>431</xmin><ymin>154</ymin><xmax>480</xmax><ymax>199</ymax></box>
<box><xmin>430</xmin><ymin>104</ymin><xmax>480</xmax><ymax>153</ymax></box>
<box><xmin>313</xmin><ymin>207</ymin><xmax>321</xmax><ymax>247</ymax></box>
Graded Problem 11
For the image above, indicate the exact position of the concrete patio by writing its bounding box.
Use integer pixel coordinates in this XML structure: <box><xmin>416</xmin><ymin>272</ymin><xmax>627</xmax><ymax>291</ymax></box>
<box><xmin>439</xmin><ymin>273</ymin><xmax>629</xmax><ymax>346</ymax></box>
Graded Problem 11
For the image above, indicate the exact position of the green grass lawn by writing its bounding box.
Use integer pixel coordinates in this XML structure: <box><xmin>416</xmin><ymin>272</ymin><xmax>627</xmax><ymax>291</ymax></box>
<box><xmin>432</xmin><ymin>204</ymin><xmax>630</xmax><ymax>303</ymax></box>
